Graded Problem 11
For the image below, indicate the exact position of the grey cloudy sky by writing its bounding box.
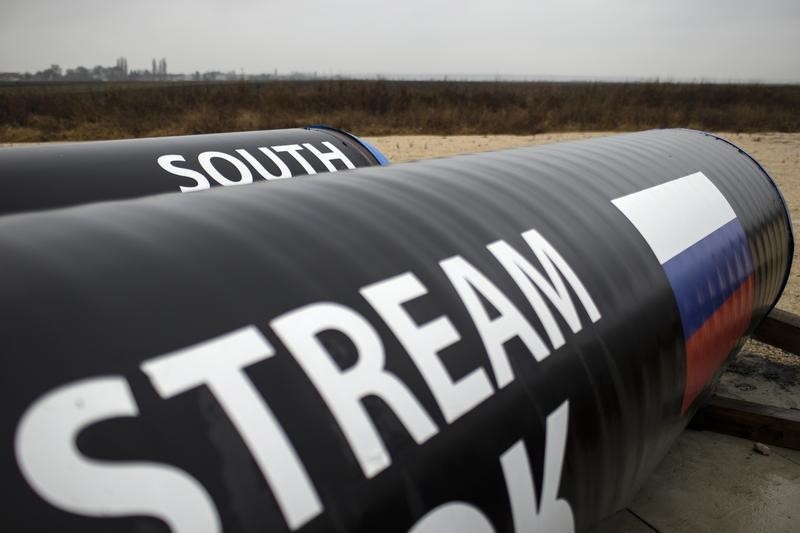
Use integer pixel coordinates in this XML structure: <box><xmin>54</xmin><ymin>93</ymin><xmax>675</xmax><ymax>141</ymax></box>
<box><xmin>1</xmin><ymin>0</ymin><xmax>799</xmax><ymax>82</ymax></box>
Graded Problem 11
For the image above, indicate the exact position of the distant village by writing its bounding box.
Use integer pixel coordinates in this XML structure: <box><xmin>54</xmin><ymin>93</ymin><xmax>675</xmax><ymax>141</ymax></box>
<box><xmin>0</xmin><ymin>57</ymin><xmax>320</xmax><ymax>83</ymax></box>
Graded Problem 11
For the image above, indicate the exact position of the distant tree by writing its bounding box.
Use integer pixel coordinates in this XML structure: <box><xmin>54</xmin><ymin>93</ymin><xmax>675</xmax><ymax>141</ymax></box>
<box><xmin>36</xmin><ymin>64</ymin><xmax>63</xmax><ymax>81</ymax></box>
<box><xmin>64</xmin><ymin>66</ymin><xmax>91</xmax><ymax>81</ymax></box>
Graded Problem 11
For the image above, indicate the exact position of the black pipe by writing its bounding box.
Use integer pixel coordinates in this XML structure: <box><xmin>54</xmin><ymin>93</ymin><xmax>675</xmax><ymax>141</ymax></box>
<box><xmin>0</xmin><ymin>125</ymin><xmax>387</xmax><ymax>217</ymax></box>
<box><xmin>1</xmin><ymin>129</ymin><xmax>791</xmax><ymax>532</ymax></box>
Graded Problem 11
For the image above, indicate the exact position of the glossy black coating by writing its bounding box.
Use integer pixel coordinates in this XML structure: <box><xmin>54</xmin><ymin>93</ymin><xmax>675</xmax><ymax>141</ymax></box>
<box><xmin>0</xmin><ymin>127</ymin><xmax>384</xmax><ymax>216</ymax></box>
<box><xmin>0</xmin><ymin>130</ymin><xmax>790</xmax><ymax>532</ymax></box>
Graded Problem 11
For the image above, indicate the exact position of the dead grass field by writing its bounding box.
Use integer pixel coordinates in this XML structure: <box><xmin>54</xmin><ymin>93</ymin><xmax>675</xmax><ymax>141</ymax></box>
<box><xmin>2</xmin><ymin>81</ymin><xmax>799</xmax><ymax>141</ymax></box>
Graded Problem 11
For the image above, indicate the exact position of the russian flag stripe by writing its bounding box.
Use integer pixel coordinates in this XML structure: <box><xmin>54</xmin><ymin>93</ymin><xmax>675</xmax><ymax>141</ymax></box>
<box><xmin>611</xmin><ymin>172</ymin><xmax>737</xmax><ymax>264</ymax></box>
<box><xmin>662</xmin><ymin>219</ymin><xmax>753</xmax><ymax>339</ymax></box>
<box><xmin>612</xmin><ymin>171</ymin><xmax>755</xmax><ymax>414</ymax></box>
<box><xmin>682</xmin><ymin>275</ymin><xmax>754</xmax><ymax>413</ymax></box>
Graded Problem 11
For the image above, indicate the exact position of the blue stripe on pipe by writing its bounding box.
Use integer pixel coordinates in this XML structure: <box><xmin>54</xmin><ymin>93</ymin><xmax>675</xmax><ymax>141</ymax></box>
<box><xmin>661</xmin><ymin>218</ymin><xmax>754</xmax><ymax>340</ymax></box>
<box><xmin>306</xmin><ymin>125</ymin><xmax>390</xmax><ymax>166</ymax></box>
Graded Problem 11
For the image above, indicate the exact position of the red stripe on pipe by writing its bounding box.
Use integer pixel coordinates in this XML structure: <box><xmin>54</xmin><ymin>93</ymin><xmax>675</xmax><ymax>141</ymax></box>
<box><xmin>681</xmin><ymin>274</ymin><xmax>755</xmax><ymax>414</ymax></box>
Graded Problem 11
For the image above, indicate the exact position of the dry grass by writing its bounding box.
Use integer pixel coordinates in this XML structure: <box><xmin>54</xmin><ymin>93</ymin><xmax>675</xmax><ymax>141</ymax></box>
<box><xmin>1</xmin><ymin>80</ymin><xmax>799</xmax><ymax>142</ymax></box>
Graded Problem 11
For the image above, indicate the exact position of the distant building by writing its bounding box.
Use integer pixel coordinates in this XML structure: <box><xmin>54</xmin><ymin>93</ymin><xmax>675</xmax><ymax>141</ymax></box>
<box><xmin>5</xmin><ymin>56</ymin><xmax>325</xmax><ymax>83</ymax></box>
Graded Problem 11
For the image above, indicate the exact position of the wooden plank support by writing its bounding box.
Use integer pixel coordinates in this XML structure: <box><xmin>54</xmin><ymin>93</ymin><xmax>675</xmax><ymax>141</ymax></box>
<box><xmin>690</xmin><ymin>394</ymin><xmax>800</xmax><ymax>451</ymax></box>
<box><xmin>753</xmin><ymin>308</ymin><xmax>800</xmax><ymax>355</ymax></box>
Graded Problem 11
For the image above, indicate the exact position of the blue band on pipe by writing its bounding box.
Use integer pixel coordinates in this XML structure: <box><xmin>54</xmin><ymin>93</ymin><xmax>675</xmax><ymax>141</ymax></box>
<box><xmin>661</xmin><ymin>218</ymin><xmax>753</xmax><ymax>339</ymax></box>
<box><xmin>306</xmin><ymin>125</ymin><xmax>390</xmax><ymax>166</ymax></box>
<box><xmin>352</xmin><ymin>137</ymin><xmax>390</xmax><ymax>166</ymax></box>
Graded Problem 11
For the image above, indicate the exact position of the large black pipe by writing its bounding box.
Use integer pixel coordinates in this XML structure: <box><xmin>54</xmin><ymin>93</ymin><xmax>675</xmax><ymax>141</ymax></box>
<box><xmin>0</xmin><ymin>130</ymin><xmax>791</xmax><ymax>532</ymax></box>
<box><xmin>0</xmin><ymin>125</ymin><xmax>387</xmax><ymax>216</ymax></box>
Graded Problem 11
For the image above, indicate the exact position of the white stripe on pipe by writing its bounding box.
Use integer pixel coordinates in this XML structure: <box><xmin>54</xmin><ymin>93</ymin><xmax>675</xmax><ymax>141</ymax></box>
<box><xmin>611</xmin><ymin>171</ymin><xmax>736</xmax><ymax>264</ymax></box>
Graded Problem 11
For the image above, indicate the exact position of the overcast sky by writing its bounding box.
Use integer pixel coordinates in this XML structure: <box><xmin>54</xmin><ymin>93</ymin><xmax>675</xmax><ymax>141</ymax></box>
<box><xmin>1</xmin><ymin>0</ymin><xmax>799</xmax><ymax>82</ymax></box>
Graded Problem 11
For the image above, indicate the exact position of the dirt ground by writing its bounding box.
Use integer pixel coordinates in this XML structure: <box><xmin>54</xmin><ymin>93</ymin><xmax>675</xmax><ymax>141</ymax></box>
<box><xmin>366</xmin><ymin>132</ymin><xmax>800</xmax><ymax>407</ymax></box>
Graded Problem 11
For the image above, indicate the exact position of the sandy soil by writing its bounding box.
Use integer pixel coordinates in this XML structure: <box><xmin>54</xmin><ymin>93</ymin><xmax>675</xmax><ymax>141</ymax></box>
<box><xmin>364</xmin><ymin>132</ymin><xmax>613</xmax><ymax>163</ymax></box>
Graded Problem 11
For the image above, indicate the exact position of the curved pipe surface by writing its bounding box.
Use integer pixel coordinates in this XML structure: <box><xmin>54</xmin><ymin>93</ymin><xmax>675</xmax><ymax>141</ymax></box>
<box><xmin>0</xmin><ymin>129</ymin><xmax>791</xmax><ymax>532</ymax></box>
<box><xmin>0</xmin><ymin>126</ymin><xmax>387</xmax><ymax>217</ymax></box>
